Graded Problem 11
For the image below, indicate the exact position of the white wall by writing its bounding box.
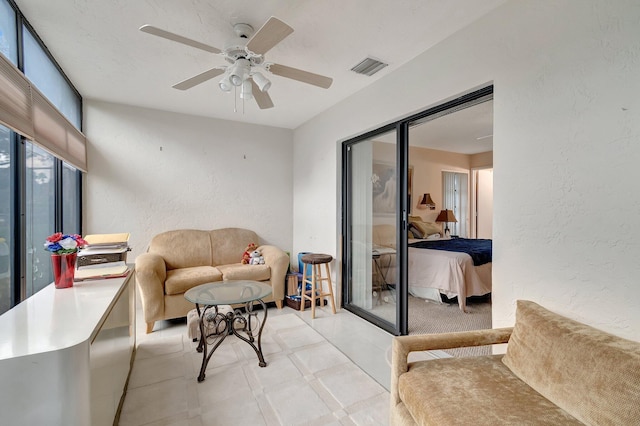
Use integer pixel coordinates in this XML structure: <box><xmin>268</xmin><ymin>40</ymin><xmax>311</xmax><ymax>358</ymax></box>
<box><xmin>292</xmin><ymin>0</ymin><xmax>640</xmax><ymax>340</ymax></box>
<box><xmin>84</xmin><ymin>101</ymin><xmax>293</xmax><ymax>260</ymax></box>
<box><xmin>476</xmin><ymin>169</ymin><xmax>493</xmax><ymax>239</ymax></box>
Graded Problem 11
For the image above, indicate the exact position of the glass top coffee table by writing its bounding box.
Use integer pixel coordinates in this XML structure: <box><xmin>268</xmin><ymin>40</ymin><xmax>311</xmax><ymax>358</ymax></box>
<box><xmin>184</xmin><ymin>280</ymin><xmax>272</xmax><ymax>382</ymax></box>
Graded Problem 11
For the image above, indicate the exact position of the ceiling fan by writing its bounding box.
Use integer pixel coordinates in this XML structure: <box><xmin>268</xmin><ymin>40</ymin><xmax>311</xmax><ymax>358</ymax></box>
<box><xmin>139</xmin><ymin>17</ymin><xmax>333</xmax><ymax>110</ymax></box>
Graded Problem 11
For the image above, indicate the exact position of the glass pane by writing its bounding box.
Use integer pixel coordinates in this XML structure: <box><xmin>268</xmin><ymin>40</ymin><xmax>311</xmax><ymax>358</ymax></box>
<box><xmin>22</xmin><ymin>26</ymin><xmax>81</xmax><ymax>128</ymax></box>
<box><xmin>0</xmin><ymin>0</ymin><xmax>17</xmax><ymax>64</ymax></box>
<box><xmin>62</xmin><ymin>162</ymin><xmax>80</xmax><ymax>234</ymax></box>
<box><xmin>406</xmin><ymin>96</ymin><xmax>493</xmax><ymax>323</ymax></box>
<box><xmin>0</xmin><ymin>125</ymin><xmax>11</xmax><ymax>314</ymax></box>
<box><xmin>26</xmin><ymin>142</ymin><xmax>55</xmax><ymax>296</ymax></box>
<box><xmin>347</xmin><ymin>129</ymin><xmax>398</xmax><ymax>327</ymax></box>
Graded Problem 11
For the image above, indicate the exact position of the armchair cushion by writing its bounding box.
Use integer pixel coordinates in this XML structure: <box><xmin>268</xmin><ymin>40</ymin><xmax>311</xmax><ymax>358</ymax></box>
<box><xmin>399</xmin><ymin>355</ymin><xmax>582</xmax><ymax>425</ymax></box>
<box><xmin>502</xmin><ymin>300</ymin><xmax>640</xmax><ymax>425</ymax></box>
<box><xmin>165</xmin><ymin>266</ymin><xmax>223</xmax><ymax>295</ymax></box>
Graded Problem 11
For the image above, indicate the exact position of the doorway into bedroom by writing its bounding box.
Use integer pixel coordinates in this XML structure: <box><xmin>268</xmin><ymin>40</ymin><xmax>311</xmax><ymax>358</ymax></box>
<box><xmin>405</xmin><ymin>96</ymin><xmax>494</xmax><ymax>354</ymax></box>
<box><xmin>342</xmin><ymin>86</ymin><xmax>493</xmax><ymax>338</ymax></box>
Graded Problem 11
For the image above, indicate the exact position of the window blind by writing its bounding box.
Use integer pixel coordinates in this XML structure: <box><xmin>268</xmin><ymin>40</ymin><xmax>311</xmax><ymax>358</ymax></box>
<box><xmin>0</xmin><ymin>52</ymin><xmax>87</xmax><ymax>172</ymax></box>
<box><xmin>0</xmin><ymin>51</ymin><xmax>34</xmax><ymax>140</ymax></box>
<box><xmin>442</xmin><ymin>171</ymin><xmax>468</xmax><ymax>238</ymax></box>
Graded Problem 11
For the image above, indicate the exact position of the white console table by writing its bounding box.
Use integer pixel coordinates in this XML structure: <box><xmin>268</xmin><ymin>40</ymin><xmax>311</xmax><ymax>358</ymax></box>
<box><xmin>0</xmin><ymin>271</ymin><xmax>135</xmax><ymax>426</ymax></box>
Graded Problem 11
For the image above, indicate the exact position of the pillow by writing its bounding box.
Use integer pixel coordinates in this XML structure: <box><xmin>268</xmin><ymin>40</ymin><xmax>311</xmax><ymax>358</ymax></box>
<box><xmin>412</xmin><ymin>220</ymin><xmax>441</xmax><ymax>237</ymax></box>
<box><xmin>407</xmin><ymin>223</ymin><xmax>424</xmax><ymax>239</ymax></box>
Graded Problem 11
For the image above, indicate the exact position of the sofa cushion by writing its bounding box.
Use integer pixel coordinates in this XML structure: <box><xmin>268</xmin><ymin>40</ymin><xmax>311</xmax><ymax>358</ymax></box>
<box><xmin>149</xmin><ymin>229</ymin><xmax>213</xmax><ymax>270</ymax></box>
<box><xmin>216</xmin><ymin>263</ymin><xmax>271</xmax><ymax>282</ymax></box>
<box><xmin>165</xmin><ymin>266</ymin><xmax>222</xmax><ymax>295</ymax></box>
<box><xmin>373</xmin><ymin>224</ymin><xmax>396</xmax><ymax>248</ymax></box>
<box><xmin>399</xmin><ymin>355</ymin><xmax>583</xmax><ymax>425</ymax></box>
<box><xmin>502</xmin><ymin>300</ymin><xmax>640</xmax><ymax>426</ymax></box>
<box><xmin>209</xmin><ymin>228</ymin><xmax>259</xmax><ymax>266</ymax></box>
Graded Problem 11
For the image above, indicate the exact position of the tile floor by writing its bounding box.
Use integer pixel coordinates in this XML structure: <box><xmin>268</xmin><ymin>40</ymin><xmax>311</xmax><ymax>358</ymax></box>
<box><xmin>118</xmin><ymin>302</ymin><xmax>412</xmax><ymax>425</ymax></box>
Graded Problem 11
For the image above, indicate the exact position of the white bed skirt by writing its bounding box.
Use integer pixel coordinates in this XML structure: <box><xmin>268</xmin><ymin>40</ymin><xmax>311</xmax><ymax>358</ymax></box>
<box><xmin>408</xmin><ymin>247</ymin><xmax>492</xmax><ymax>312</ymax></box>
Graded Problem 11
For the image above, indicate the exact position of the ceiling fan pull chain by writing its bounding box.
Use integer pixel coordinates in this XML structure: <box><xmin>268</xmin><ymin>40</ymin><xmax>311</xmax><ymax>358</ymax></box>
<box><xmin>234</xmin><ymin>85</ymin><xmax>237</xmax><ymax>113</ymax></box>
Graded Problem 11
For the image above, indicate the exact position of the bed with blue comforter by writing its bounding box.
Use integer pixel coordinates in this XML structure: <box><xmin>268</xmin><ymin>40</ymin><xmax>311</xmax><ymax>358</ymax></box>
<box><xmin>408</xmin><ymin>238</ymin><xmax>492</xmax><ymax>311</ymax></box>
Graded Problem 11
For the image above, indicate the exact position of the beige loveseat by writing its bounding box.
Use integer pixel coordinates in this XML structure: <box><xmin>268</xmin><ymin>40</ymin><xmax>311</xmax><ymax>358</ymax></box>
<box><xmin>135</xmin><ymin>228</ymin><xmax>289</xmax><ymax>333</ymax></box>
<box><xmin>391</xmin><ymin>300</ymin><xmax>640</xmax><ymax>425</ymax></box>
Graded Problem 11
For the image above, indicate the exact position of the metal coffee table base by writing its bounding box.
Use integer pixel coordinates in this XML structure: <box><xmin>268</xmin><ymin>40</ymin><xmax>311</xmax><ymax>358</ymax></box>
<box><xmin>195</xmin><ymin>299</ymin><xmax>268</xmax><ymax>382</ymax></box>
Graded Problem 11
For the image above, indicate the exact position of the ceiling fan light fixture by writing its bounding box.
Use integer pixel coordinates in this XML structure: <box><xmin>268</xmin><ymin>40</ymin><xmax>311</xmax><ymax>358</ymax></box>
<box><xmin>240</xmin><ymin>79</ymin><xmax>253</xmax><ymax>100</ymax></box>
<box><xmin>218</xmin><ymin>75</ymin><xmax>232</xmax><ymax>92</ymax></box>
<box><xmin>252</xmin><ymin>72</ymin><xmax>271</xmax><ymax>92</ymax></box>
<box><xmin>229</xmin><ymin>58</ymin><xmax>250</xmax><ymax>86</ymax></box>
<box><xmin>229</xmin><ymin>73</ymin><xmax>243</xmax><ymax>86</ymax></box>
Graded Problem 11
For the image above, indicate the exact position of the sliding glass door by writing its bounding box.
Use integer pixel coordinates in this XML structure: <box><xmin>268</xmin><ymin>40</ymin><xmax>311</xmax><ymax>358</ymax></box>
<box><xmin>343</xmin><ymin>125</ymin><xmax>408</xmax><ymax>335</ymax></box>
<box><xmin>342</xmin><ymin>86</ymin><xmax>493</xmax><ymax>336</ymax></box>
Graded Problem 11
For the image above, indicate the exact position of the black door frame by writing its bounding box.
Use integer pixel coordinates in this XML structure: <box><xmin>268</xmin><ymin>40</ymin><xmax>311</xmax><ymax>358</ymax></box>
<box><xmin>341</xmin><ymin>85</ymin><xmax>494</xmax><ymax>336</ymax></box>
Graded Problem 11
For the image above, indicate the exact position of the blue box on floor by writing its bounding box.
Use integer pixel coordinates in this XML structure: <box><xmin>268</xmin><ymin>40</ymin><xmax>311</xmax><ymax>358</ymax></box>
<box><xmin>297</xmin><ymin>252</ymin><xmax>312</xmax><ymax>279</ymax></box>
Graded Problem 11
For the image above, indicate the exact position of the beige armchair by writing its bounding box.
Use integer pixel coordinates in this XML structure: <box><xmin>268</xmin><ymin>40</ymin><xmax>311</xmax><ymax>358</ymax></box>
<box><xmin>135</xmin><ymin>228</ymin><xmax>289</xmax><ymax>333</ymax></box>
<box><xmin>390</xmin><ymin>300</ymin><xmax>640</xmax><ymax>425</ymax></box>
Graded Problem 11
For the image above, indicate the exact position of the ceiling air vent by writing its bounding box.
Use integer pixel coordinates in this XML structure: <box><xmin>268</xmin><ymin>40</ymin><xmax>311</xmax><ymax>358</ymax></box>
<box><xmin>350</xmin><ymin>57</ymin><xmax>388</xmax><ymax>76</ymax></box>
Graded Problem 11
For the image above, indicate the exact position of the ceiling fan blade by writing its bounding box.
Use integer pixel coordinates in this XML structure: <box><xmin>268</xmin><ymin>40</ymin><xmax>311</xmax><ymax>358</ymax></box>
<box><xmin>173</xmin><ymin>68</ymin><xmax>225</xmax><ymax>90</ymax></box>
<box><xmin>139</xmin><ymin>25</ymin><xmax>221</xmax><ymax>54</ymax></box>
<box><xmin>268</xmin><ymin>64</ymin><xmax>333</xmax><ymax>89</ymax></box>
<box><xmin>251</xmin><ymin>80</ymin><xmax>274</xmax><ymax>109</ymax></box>
<box><xmin>246</xmin><ymin>17</ymin><xmax>293</xmax><ymax>56</ymax></box>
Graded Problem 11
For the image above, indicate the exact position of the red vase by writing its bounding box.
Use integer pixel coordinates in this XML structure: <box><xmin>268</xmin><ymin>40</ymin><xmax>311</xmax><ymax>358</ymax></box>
<box><xmin>51</xmin><ymin>252</ymin><xmax>77</xmax><ymax>289</ymax></box>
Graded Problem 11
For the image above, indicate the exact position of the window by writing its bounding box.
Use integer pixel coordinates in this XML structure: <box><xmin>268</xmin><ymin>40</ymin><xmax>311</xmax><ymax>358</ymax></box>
<box><xmin>62</xmin><ymin>162</ymin><xmax>81</xmax><ymax>234</ymax></box>
<box><xmin>23</xmin><ymin>25</ymin><xmax>82</xmax><ymax>129</ymax></box>
<box><xmin>442</xmin><ymin>171</ymin><xmax>468</xmax><ymax>238</ymax></box>
<box><xmin>0</xmin><ymin>0</ymin><xmax>83</xmax><ymax>314</ymax></box>
<box><xmin>0</xmin><ymin>125</ymin><xmax>11</xmax><ymax>314</ymax></box>
<box><xmin>25</xmin><ymin>143</ymin><xmax>55</xmax><ymax>296</ymax></box>
<box><xmin>0</xmin><ymin>0</ymin><xmax>17</xmax><ymax>65</ymax></box>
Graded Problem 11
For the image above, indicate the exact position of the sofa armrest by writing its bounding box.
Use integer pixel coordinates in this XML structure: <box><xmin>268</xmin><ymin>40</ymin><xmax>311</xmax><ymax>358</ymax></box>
<box><xmin>258</xmin><ymin>245</ymin><xmax>289</xmax><ymax>302</ymax></box>
<box><xmin>135</xmin><ymin>253</ymin><xmax>168</xmax><ymax>324</ymax></box>
<box><xmin>390</xmin><ymin>327</ymin><xmax>513</xmax><ymax>406</ymax></box>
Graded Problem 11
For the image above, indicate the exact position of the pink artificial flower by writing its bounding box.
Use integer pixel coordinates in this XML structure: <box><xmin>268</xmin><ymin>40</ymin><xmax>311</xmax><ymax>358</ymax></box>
<box><xmin>73</xmin><ymin>235</ymin><xmax>88</xmax><ymax>247</ymax></box>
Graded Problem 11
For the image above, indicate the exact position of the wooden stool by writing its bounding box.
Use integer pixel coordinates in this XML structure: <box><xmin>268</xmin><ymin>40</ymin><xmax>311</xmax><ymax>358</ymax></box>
<box><xmin>300</xmin><ymin>253</ymin><xmax>337</xmax><ymax>319</ymax></box>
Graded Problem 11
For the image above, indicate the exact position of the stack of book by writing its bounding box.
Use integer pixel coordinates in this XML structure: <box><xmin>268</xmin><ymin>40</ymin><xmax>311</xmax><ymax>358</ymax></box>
<box><xmin>75</xmin><ymin>233</ymin><xmax>131</xmax><ymax>281</ymax></box>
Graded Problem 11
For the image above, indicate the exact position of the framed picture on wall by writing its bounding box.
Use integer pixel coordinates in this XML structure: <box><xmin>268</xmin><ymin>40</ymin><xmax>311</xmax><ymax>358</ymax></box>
<box><xmin>372</xmin><ymin>162</ymin><xmax>413</xmax><ymax>215</ymax></box>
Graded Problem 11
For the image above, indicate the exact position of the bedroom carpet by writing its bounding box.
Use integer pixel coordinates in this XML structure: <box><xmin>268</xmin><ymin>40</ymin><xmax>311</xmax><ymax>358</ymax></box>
<box><xmin>408</xmin><ymin>295</ymin><xmax>492</xmax><ymax>357</ymax></box>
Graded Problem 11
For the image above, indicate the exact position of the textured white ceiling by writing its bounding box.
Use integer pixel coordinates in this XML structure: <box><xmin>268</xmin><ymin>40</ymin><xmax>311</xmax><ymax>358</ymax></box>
<box><xmin>373</xmin><ymin>99</ymin><xmax>494</xmax><ymax>155</ymax></box>
<box><xmin>14</xmin><ymin>0</ymin><xmax>504</xmax><ymax>130</ymax></box>
<box><xmin>410</xmin><ymin>100</ymin><xmax>494</xmax><ymax>154</ymax></box>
